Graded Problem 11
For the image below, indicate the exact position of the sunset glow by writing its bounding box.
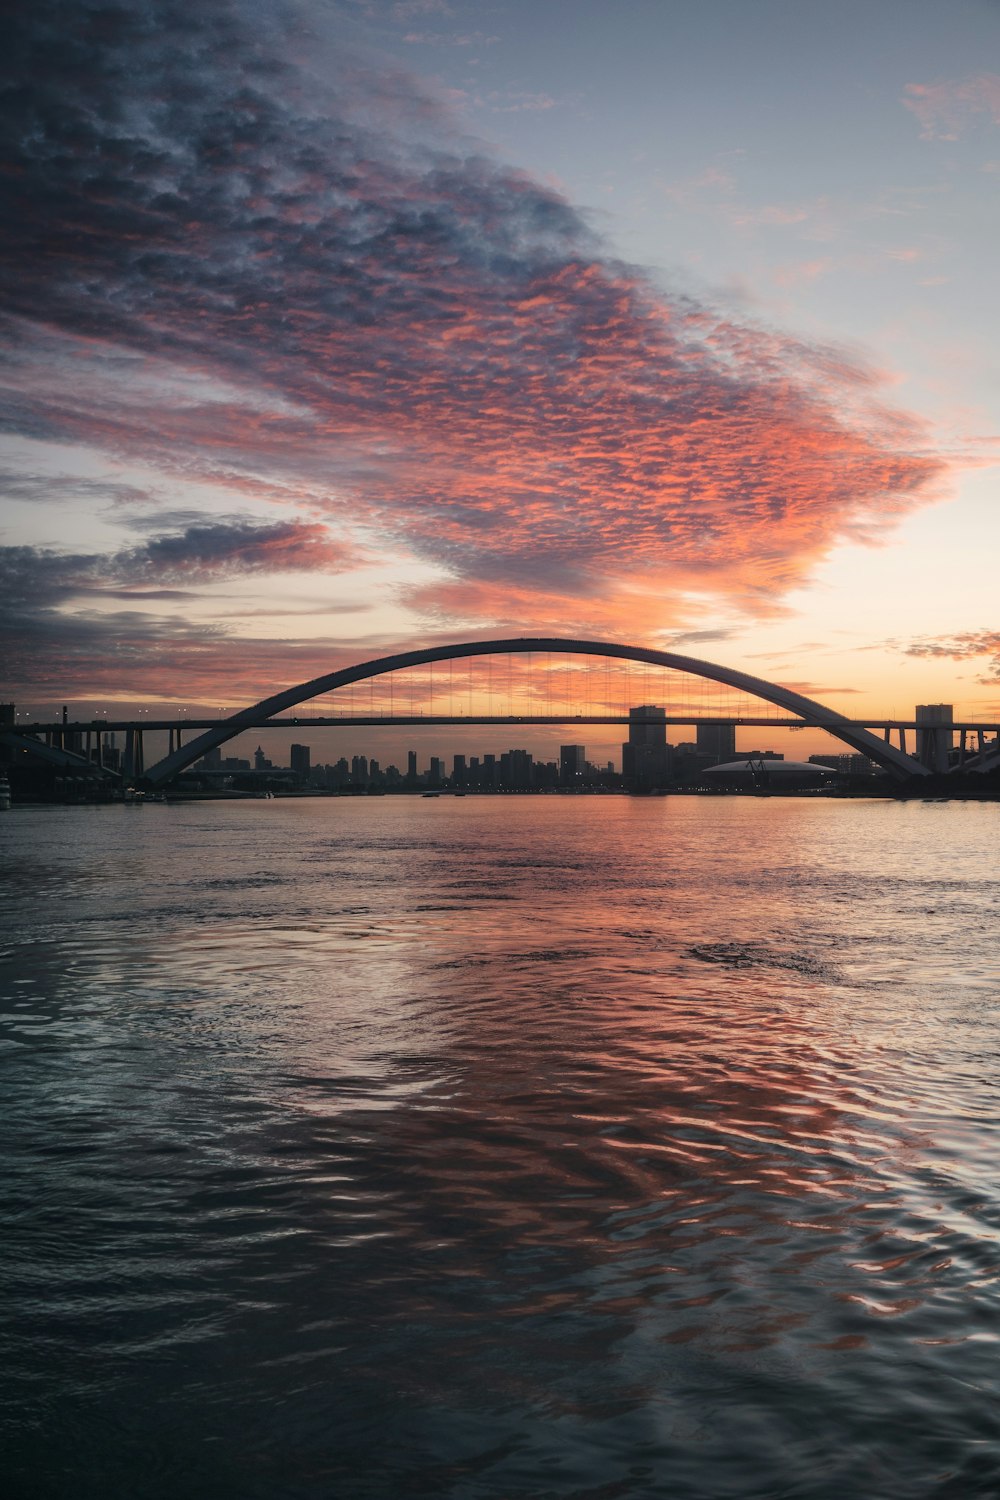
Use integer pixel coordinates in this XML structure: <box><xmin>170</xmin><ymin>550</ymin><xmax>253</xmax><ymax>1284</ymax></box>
<box><xmin>3</xmin><ymin>0</ymin><xmax>998</xmax><ymax>741</ymax></box>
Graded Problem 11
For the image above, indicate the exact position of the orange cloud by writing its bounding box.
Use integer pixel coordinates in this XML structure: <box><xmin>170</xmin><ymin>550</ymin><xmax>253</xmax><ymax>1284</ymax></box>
<box><xmin>0</xmin><ymin>0</ymin><xmax>946</xmax><ymax>701</ymax></box>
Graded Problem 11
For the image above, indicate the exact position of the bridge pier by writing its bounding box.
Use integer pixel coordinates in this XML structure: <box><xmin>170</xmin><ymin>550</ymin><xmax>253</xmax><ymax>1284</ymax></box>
<box><xmin>123</xmin><ymin>728</ymin><xmax>145</xmax><ymax>782</ymax></box>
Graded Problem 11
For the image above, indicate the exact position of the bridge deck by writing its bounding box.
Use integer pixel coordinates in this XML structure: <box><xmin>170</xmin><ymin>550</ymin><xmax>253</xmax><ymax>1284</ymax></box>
<box><xmin>15</xmin><ymin>715</ymin><xmax>1000</xmax><ymax>733</ymax></box>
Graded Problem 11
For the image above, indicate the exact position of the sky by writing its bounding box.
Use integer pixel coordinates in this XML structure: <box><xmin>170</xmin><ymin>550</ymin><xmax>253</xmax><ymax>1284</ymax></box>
<box><xmin>2</xmin><ymin>0</ymin><xmax>998</xmax><ymax>766</ymax></box>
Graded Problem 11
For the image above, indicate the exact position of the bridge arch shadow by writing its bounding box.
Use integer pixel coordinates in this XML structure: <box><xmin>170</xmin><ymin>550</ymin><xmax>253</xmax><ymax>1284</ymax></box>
<box><xmin>144</xmin><ymin>637</ymin><xmax>930</xmax><ymax>786</ymax></box>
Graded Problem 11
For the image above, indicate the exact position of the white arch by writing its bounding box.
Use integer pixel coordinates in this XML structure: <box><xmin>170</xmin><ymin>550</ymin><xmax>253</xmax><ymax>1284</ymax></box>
<box><xmin>144</xmin><ymin>636</ymin><xmax>931</xmax><ymax>784</ymax></box>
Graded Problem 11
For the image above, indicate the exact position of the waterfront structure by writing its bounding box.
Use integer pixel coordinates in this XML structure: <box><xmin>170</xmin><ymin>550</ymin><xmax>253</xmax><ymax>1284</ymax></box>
<box><xmin>696</xmin><ymin>723</ymin><xmax>736</xmax><ymax>764</ymax></box>
<box><xmin>702</xmin><ymin>758</ymin><xmax>839</xmax><ymax>789</ymax></box>
<box><xmin>560</xmin><ymin>745</ymin><xmax>586</xmax><ymax>784</ymax></box>
<box><xmin>809</xmin><ymin>753</ymin><xmax>876</xmax><ymax>777</ymax></box>
<box><xmin>622</xmin><ymin>706</ymin><xmax>668</xmax><ymax>787</ymax></box>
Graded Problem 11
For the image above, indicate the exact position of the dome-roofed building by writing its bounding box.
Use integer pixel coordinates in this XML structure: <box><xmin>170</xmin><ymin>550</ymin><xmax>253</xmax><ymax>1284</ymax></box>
<box><xmin>699</xmin><ymin>758</ymin><xmax>842</xmax><ymax>790</ymax></box>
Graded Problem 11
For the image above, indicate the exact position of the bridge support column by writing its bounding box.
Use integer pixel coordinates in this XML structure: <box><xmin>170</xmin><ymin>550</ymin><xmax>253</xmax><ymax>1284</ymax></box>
<box><xmin>123</xmin><ymin>728</ymin><xmax>145</xmax><ymax>781</ymax></box>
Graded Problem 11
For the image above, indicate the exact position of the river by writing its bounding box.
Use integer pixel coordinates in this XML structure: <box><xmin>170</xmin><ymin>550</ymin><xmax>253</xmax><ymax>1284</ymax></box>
<box><xmin>2</xmin><ymin>796</ymin><xmax>999</xmax><ymax>1498</ymax></box>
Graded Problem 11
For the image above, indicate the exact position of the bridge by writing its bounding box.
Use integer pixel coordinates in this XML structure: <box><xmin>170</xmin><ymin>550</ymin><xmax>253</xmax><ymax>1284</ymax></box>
<box><xmin>9</xmin><ymin>637</ymin><xmax>1000</xmax><ymax>787</ymax></box>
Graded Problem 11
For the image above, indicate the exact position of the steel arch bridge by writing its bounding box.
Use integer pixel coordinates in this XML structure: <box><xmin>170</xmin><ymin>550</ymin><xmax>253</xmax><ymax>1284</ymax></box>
<box><xmin>144</xmin><ymin>637</ymin><xmax>932</xmax><ymax>785</ymax></box>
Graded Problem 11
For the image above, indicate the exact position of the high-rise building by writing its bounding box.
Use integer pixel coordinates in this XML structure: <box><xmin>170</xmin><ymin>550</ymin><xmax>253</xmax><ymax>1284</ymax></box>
<box><xmin>407</xmin><ymin>750</ymin><xmax>418</xmax><ymax>784</ymax></box>
<box><xmin>290</xmin><ymin>743</ymin><xmax>310</xmax><ymax>778</ymax></box>
<box><xmin>696</xmin><ymin>723</ymin><xmax>735</xmax><ymax>764</ymax></box>
<box><xmin>622</xmin><ymin>706</ymin><xmax>669</xmax><ymax>785</ymax></box>
<box><xmin>501</xmin><ymin>749</ymin><xmax>533</xmax><ymax>789</ymax></box>
<box><xmin>452</xmin><ymin>754</ymin><xmax>467</xmax><ymax>787</ymax></box>
<box><xmin>559</xmin><ymin>744</ymin><xmax>586</xmax><ymax>783</ymax></box>
<box><xmin>428</xmin><ymin>756</ymin><xmax>444</xmax><ymax>786</ymax></box>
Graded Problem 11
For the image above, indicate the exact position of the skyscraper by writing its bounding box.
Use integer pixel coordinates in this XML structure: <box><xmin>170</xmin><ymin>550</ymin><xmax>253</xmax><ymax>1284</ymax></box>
<box><xmin>560</xmin><ymin>745</ymin><xmax>586</xmax><ymax>783</ymax></box>
<box><xmin>290</xmin><ymin>743</ymin><xmax>310</xmax><ymax>778</ymax></box>
<box><xmin>696</xmin><ymin>724</ymin><xmax>735</xmax><ymax>764</ymax></box>
<box><xmin>622</xmin><ymin>706</ymin><xmax>668</xmax><ymax>786</ymax></box>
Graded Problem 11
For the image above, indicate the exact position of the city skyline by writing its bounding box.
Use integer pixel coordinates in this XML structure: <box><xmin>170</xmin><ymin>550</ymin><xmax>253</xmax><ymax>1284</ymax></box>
<box><xmin>2</xmin><ymin>0</ymin><xmax>998</xmax><ymax>727</ymax></box>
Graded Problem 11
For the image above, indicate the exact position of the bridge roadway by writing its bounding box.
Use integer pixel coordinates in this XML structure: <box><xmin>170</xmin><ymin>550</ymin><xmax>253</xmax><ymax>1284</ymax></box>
<box><xmin>19</xmin><ymin>715</ymin><xmax>1000</xmax><ymax>732</ymax></box>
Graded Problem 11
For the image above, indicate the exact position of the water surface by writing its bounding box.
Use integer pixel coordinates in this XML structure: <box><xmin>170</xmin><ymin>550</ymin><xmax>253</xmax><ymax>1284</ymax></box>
<box><xmin>2</xmin><ymin>797</ymin><xmax>999</xmax><ymax>1497</ymax></box>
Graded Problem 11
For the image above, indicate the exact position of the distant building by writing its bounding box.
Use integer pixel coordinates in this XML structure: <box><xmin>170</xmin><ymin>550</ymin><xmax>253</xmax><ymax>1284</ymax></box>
<box><xmin>407</xmin><ymin>750</ymin><xmax>418</xmax><ymax>784</ymax></box>
<box><xmin>452</xmin><ymin>753</ymin><xmax>467</xmax><ymax>786</ymax></box>
<box><xmin>290</xmin><ymin>743</ymin><xmax>311</xmax><ymax>778</ymax></box>
<box><xmin>559</xmin><ymin>744</ymin><xmax>586</xmax><ymax>783</ymax></box>
<box><xmin>809</xmin><ymin>753</ymin><xmax>877</xmax><ymax>777</ymax></box>
<box><xmin>501</xmin><ymin>749</ymin><xmax>533</xmax><ymax>790</ymax></box>
<box><xmin>622</xmin><ymin>706</ymin><xmax>668</xmax><ymax>786</ymax></box>
<box><xmin>696</xmin><ymin>723</ymin><xmax>736</xmax><ymax>764</ymax></box>
<box><xmin>428</xmin><ymin>756</ymin><xmax>444</xmax><ymax>786</ymax></box>
<box><xmin>704</xmin><ymin>758</ymin><xmax>837</xmax><ymax>789</ymax></box>
<box><xmin>254</xmin><ymin>745</ymin><xmax>272</xmax><ymax>771</ymax></box>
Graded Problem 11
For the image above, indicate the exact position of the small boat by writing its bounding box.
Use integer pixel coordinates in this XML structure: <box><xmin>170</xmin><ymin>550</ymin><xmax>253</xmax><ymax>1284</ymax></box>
<box><xmin>422</xmin><ymin>791</ymin><xmax>440</xmax><ymax>798</ymax></box>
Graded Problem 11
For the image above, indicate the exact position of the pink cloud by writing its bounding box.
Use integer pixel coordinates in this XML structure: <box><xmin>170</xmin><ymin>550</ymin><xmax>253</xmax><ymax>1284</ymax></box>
<box><xmin>0</xmin><ymin>0</ymin><xmax>947</xmax><ymax>702</ymax></box>
<box><xmin>771</xmin><ymin>258</ymin><xmax>834</xmax><ymax>288</ymax></box>
<box><xmin>903</xmin><ymin>74</ymin><xmax>1000</xmax><ymax>140</ymax></box>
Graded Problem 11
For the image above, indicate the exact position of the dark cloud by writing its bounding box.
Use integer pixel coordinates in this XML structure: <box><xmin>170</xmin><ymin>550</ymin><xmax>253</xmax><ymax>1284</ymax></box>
<box><xmin>1</xmin><ymin>514</ymin><xmax>360</xmax><ymax>696</ymax></box>
<box><xmin>0</xmin><ymin>469</ymin><xmax>156</xmax><ymax>507</ymax></box>
<box><xmin>659</xmin><ymin>628</ymin><xmax>736</xmax><ymax>647</ymax></box>
<box><xmin>0</xmin><ymin>518</ymin><xmax>353</xmax><ymax>611</ymax></box>
<box><xmin>0</xmin><ymin>0</ymin><xmax>944</xmax><ymax>691</ymax></box>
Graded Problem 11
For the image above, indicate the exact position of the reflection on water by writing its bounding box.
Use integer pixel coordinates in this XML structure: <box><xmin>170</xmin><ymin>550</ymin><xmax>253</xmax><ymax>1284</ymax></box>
<box><xmin>2</xmin><ymin>797</ymin><xmax>1000</xmax><ymax>1497</ymax></box>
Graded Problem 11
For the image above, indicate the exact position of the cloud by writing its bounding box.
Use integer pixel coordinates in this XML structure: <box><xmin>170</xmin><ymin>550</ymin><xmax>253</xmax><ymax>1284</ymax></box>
<box><xmin>0</xmin><ymin>518</ymin><xmax>354</xmax><ymax>608</ymax></box>
<box><xmin>771</xmin><ymin>258</ymin><xmax>834</xmax><ymax>288</ymax></box>
<box><xmin>0</xmin><ymin>0</ymin><xmax>944</xmax><ymax>698</ymax></box>
<box><xmin>402</xmin><ymin>31</ymin><xmax>500</xmax><ymax>49</ymax></box>
<box><xmin>903</xmin><ymin>74</ymin><xmax>1000</xmax><ymax>140</ymax></box>
<box><xmin>0</xmin><ymin>468</ymin><xmax>157</xmax><ymax>508</ymax></box>
<box><xmin>1</xmin><ymin>516</ymin><xmax>360</xmax><ymax>696</ymax></box>
<box><xmin>903</xmin><ymin>630</ymin><xmax>1000</xmax><ymax>683</ymax></box>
